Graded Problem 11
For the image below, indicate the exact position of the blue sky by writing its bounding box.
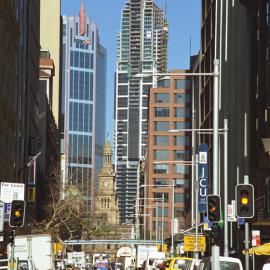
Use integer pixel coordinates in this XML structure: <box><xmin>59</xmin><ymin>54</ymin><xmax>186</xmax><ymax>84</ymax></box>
<box><xmin>61</xmin><ymin>0</ymin><xmax>201</xmax><ymax>141</ymax></box>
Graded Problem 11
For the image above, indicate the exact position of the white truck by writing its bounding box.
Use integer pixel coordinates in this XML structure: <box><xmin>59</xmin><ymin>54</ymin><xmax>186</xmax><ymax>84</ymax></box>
<box><xmin>136</xmin><ymin>246</ymin><xmax>157</xmax><ymax>269</ymax></box>
<box><xmin>67</xmin><ymin>252</ymin><xmax>86</xmax><ymax>269</ymax></box>
<box><xmin>9</xmin><ymin>234</ymin><xmax>55</xmax><ymax>270</ymax></box>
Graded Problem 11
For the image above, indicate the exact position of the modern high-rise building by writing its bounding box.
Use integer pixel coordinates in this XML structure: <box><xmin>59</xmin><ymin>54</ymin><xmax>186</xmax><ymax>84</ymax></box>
<box><xmin>145</xmin><ymin>71</ymin><xmax>192</xmax><ymax>238</ymax></box>
<box><xmin>115</xmin><ymin>0</ymin><xmax>168</xmax><ymax>222</ymax></box>
<box><xmin>199</xmin><ymin>0</ymin><xmax>270</xmax><ymax>260</ymax></box>
<box><xmin>61</xmin><ymin>2</ymin><xmax>107</xmax><ymax>214</ymax></box>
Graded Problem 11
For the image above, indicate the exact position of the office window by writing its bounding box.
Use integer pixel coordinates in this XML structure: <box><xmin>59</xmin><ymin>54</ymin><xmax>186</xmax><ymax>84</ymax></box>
<box><xmin>174</xmin><ymin>122</ymin><xmax>191</xmax><ymax>129</ymax></box>
<box><xmin>174</xmin><ymin>179</ymin><xmax>189</xmax><ymax>188</ymax></box>
<box><xmin>175</xmin><ymin>79</ymin><xmax>191</xmax><ymax>89</ymax></box>
<box><xmin>118</xmin><ymin>73</ymin><xmax>128</xmax><ymax>83</ymax></box>
<box><xmin>153</xmin><ymin>207</ymin><xmax>169</xmax><ymax>217</ymax></box>
<box><xmin>154</xmin><ymin>136</ymin><xmax>169</xmax><ymax>146</ymax></box>
<box><xmin>154</xmin><ymin>179</ymin><xmax>169</xmax><ymax>187</ymax></box>
<box><xmin>175</xmin><ymin>108</ymin><xmax>191</xmax><ymax>118</ymax></box>
<box><xmin>175</xmin><ymin>193</ymin><xmax>185</xmax><ymax>203</ymax></box>
<box><xmin>154</xmin><ymin>121</ymin><xmax>170</xmax><ymax>131</ymax></box>
<box><xmin>143</xmin><ymin>85</ymin><xmax>151</xmax><ymax>95</ymax></box>
<box><xmin>154</xmin><ymin>150</ymin><xmax>169</xmax><ymax>161</ymax></box>
<box><xmin>174</xmin><ymin>164</ymin><xmax>189</xmax><ymax>174</ymax></box>
<box><xmin>153</xmin><ymin>164</ymin><xmax>169</xmax><ymax>174</ymax></box>
<box><xmin>174</xmin><ymin>150</ymin><xmax>190</xmax><ymax>160</ymax></box>
<box><xmin>174</xmin><ymin>136</ymin><xmax>190</xmax><ymax>146</ymax></box>
<box><xmin>158</xmin><ymin>79</ymin><xmax>170</xmax><ymax>88</ymax></box>
<box><xmin>155</xmin><ymin>108</ymin><xmax>170</xmax><ymax>117</ymax></box>
<box><xmin>118</xmin><ymin>85</ymin><xmax>128</xmax><ymax>95</ymax></box>
<box><xmin>153</xmin><ymin>192</ymin><xmax>169</xmax><ymax>202</ymax></box>
<box><xmin>174</xmin><ymin>93</ymin><xmax>191</xmax><ymax>104</ymax></box>
<box><xmin>118</xmin><ymin>97</ymin><xmax>128</xmax><ymax>108</ymax></box>
<box><xmin>117</xmin><ymin>110</ymin><xmax>128</xmax><ymax>120</ymax></box>
<box><xmin>155</xmin><ymin>93</ymin><xmax>170</xmax><ymax>103</ymax></box>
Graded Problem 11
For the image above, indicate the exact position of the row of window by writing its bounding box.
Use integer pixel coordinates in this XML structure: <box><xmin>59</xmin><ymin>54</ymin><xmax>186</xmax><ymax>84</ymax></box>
<box><xmin>153</xmin><ymin>178</ymin><xmax>189</xmax><ymax>188</ymax></box>
<box><xmin>153</xmin><ymin>164</ymin><xmax>190</xmax><ymax>174</ymax></box>
<box><xmin>69</xmin><ymin>102</ymin><xmax>93</xmax><ymax>132</ymax></box>
<box><xmin>154</xmin><ymin>135</ymin><xmax>190</xmax><ymax>146</ymax></box>
<box><xmin>68</xmin><ymin>134</ymin><xmax>92</xmax><ymax>165</ymax></box>
<box><xmin>155</xmin><ymin>93</ymin><xmax>191</xmax><ymax>104</ymax></box>
<box><xmin>69</xmin><ymin>70</ymin><xmax>93</xmax><ymax>101</ymax></box>
<box><xmin>153</xmin><ymin>192</ymin><xmax>186</xmax><ymax>203</ymax></box>
<box><xmin>154</xmin><ymin>150</ymin><xmax>190</xmax><ymax>161</ymax></box>
<box><xmin>158</xmin><ymin>79</ymin><xmax>191</xmax><ymax>90</ymax></box>
<box><xmin>70</xmin><ymin>51</ymin><xmax>94</xmax><ymax>69</ymax></box>
<box><xmin>154</xmin><ymin>121</ymin><xmax>191</xmax><ymax>131</ymax></box>
<box><xmin>155</xmin><ymin>108</ymin><xmax>191</xmax><ymax>118</ymax></box>
<box><xmin>151</xmin><ymin>207</ymin><xmax>186</xmax><ymax>217</ymax></box>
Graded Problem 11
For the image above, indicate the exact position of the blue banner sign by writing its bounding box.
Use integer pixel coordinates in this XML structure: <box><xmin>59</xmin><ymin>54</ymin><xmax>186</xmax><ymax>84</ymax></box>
<box><xmin>198</xmin><ymin>143</ymin><xmax>209</xmax><ymax>212</ymax></box>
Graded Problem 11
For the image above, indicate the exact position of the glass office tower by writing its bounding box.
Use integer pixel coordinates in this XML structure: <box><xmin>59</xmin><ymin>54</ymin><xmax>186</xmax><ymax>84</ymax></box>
<box><xmin>61</xmin><ymin>3</ymin><xmax>106</xmax><ymax>214</ymax></box>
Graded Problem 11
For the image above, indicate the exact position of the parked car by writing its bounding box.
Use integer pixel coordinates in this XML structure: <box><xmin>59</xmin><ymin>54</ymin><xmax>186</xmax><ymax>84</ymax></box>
<box><xmin>167</xmin><ymin>257</ymin><xmax>194</xmax><ymax>270</ymax></box>
<box><xmin>198</xmin><ymin>256</ymin><xmax>243</xmax><ymax>270</ymax></box>
<box><xmin>145</xmin><ymin>252</ymin><xmax>166</xmax><ymax>270</ymax></box>
<box><xmin>151</xmin><ymin>259</ymin><xmax>166</xmax><ymax>270</ymax></box>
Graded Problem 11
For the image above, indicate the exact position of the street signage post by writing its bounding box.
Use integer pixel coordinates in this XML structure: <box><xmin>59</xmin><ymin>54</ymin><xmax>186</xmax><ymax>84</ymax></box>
<box><xmin>0</xmin><ymin>182</ymin><xmax>25</xmax><ymax>203</ymax></box>
<box><xmin>0</xmin><ymin>202</ymin><xmax>4</xmax><ymax>232</ymax></box>
<box><xmin>198</xmin><ymin>144</ymin><xmax>209</xmax><ymax>212</ymax></box>
<box><xmin>184</xmin><ymin>235</ymin><xmax>206</xmax><ymax>252</ymax></box>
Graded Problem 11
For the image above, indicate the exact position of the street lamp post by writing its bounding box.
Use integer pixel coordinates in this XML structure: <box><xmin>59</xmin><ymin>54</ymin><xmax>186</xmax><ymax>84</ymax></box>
<box><xmin>135</xmin><ymin>197</ymin><xmax>164</xmax><ymax>242</ymax></box>
<box><xmin>140</xmin><ymin>184</ymin><xmax>174</xmax><ymax>255</ymax></box>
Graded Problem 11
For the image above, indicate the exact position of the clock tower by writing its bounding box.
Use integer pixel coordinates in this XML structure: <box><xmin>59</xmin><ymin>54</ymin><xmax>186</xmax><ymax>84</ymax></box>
<box><xmin>95</xmin><ymin>141</ymin><xmax>119</xmax><ymax>224</ymax></box>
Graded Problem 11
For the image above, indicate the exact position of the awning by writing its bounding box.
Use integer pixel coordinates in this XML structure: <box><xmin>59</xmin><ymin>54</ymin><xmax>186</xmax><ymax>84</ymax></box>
<box><xmin>242</xmin><ymin>243</ymin><xmax>270</xmax><ymax>256</ymax></box>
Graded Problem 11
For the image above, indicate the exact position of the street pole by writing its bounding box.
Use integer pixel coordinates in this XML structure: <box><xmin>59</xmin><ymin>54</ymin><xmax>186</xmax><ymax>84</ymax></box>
<box><xmin>155</xmin><ymin>202</ymin><xmax>158</xmax><ymax>246</ymax></box>
<box><xmin>244</xmin><ymin>175</ymin><xmax>250</xmax><ymax>270</ymax></box>
<box><xmin>194</xmin><ymin>154</ymin><xmax>199</xmax><ymax>259</ymax></box>
<box><xmin>212</xmin><ymin>58</ymin><xmax>220</xmax><ymax>270</ymax></box>
<box><xmin>162</xmin><ymin>193</ymin><xmax>164</xmax><ymax>248</ymax></box>
<box><xmin>224</xmin><ymin>119</ymin><xmax>229</xmax><ymax>256</ymax></box>
<box><xmin>150</xmin><ymin>215</ymin><xmax>153</xmax><ymax>243</ymax></box>
<box><xmin>171</xmin><ymin>182</ymin><xmax>175</xmax><ymax>255</ymax></box>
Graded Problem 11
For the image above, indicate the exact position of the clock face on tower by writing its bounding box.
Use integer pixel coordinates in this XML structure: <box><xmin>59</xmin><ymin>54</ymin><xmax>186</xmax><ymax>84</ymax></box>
<box><xmin>104</xmin><ymin>180</ymin><xmax>109</xmax><ymax>188</ymax></box>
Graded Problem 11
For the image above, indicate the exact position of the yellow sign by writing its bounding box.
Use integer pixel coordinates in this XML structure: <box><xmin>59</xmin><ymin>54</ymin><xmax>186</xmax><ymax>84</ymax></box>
<box><xmin>54</xmin><ymin>242</ymin><xmax>63</xmax><ymax>254</ymax></box>
<box><xmin>184</xmin><ymin>235</ymin><xmax>206</xmax><ymax>252</ymax></box>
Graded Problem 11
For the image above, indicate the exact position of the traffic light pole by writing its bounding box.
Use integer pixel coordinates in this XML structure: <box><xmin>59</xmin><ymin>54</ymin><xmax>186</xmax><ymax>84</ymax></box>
<box><xmin>212</xmin><ymin>59</ymin><xmax>220</xmax><ymax>270</ymax></box>
<box><xmin>244</xmin><ymin>175</ymin><xmax>250</xmax><ymax>270</ymax></box>
<box><xmin>10</xmin><ymin>229</ymin><xmax>15</xmax><ymax>270</ymax></box>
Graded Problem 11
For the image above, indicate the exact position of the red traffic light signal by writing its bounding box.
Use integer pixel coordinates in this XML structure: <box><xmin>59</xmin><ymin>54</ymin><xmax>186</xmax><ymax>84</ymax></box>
<box><xmin>207</xmin><ymin>195</ymin><xmax>221</xmax><ymax>223</ymax></box>
<box><xmin>235</xmin><ymin>184</ymin><xmax>254</xmax><ymax>218</ymax></box>
<box><xmin>9</xmin><ymin>200</ymin><xmax>26</xmax><ymax>228</ymax></box>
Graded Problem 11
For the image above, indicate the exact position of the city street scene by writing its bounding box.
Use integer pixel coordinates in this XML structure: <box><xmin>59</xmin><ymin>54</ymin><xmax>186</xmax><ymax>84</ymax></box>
<box><xmin>0</xmin><ymin>0</ymin><xmax>270</xmax><ymax>269</ymax></box>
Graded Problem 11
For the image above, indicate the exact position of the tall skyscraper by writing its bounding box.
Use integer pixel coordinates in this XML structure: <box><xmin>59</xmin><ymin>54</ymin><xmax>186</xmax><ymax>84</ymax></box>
<box><xmin>115</xmin><ymin>0</ymin><xmax>168</xmax><ymax>222</ymax></box>
<box><xmin>61</xmin><ymin>2</ymin><xmax>107</xmax><ymax>214</ymax></box>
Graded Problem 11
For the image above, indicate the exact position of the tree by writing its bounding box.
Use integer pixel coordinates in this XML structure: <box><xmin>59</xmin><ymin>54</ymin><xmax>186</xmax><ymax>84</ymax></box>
<box><xmin>32</xmin><ymin>173</ymin><xmax>84</xmax><ymax>242</ymax></box>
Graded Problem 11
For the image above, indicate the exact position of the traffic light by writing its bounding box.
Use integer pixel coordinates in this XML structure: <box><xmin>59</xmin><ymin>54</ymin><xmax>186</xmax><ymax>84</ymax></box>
<box><xmin>207</xmin><ymin>195</ymin><xmax>221</xmax><ymax>223</ymax></box>
<box><xmin>5</xmin><ymin>230</ymin><xmax>15</xmax><ymax>246</ymax></box>
<box><xmin>235</xmin><ymin>184</ymin><xmax>254</xmax><ymax>218</ymax></box>
<box><xmin>9</xmin><ymin>200</ymin><xmax>26</xmax><ymax>227</ymax></box>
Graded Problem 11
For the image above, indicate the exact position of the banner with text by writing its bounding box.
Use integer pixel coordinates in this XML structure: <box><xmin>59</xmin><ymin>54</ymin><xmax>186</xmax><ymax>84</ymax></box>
<box><xmin>198</xmin><ymin>144</ymin><xmax>208</xmax><ymax>212</ymax></box>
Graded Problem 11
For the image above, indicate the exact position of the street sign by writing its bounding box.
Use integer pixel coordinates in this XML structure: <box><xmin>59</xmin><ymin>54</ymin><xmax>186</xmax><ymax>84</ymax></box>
<box><xmin>228</xmin><ymin>200</ymin><xmax>237</xmax><ymax>222</ymax></box>
<box><xmin>184</xmin><ymin>235</ymin><xmax>206</xmax><ymax>252</ymax></box>
<box><xmin>0</xmin><ymin>182</ymin><xmax>25</xmax><ymax>203</ymax></box>
<box><xmin>198</xmin><ymin>144</ymin><xmax>208</xmax><ymax>212</ymax></box>
<box><xmin>203</xmin><ymin>215</ymin><xmax>212</xmax><ymax>231</ymax></box>
<box><xmin>252</xmin><ymin>230</ymin><xmax>261</xmax><ymax>247</ymax></box>
<box><xmin>0</xmin><ymin>202</ymin><xmax>4</xmax><ymax>232</ymax></box>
